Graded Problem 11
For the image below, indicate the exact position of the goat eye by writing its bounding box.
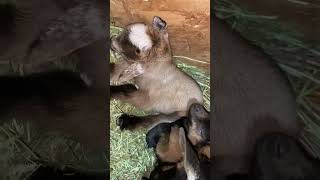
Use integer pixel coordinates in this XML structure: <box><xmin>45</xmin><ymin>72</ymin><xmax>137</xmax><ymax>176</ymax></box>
<box><xmin>135</xmin><ymin>49</ymin><xmax>140</xmax><ymax>54</ymax></box>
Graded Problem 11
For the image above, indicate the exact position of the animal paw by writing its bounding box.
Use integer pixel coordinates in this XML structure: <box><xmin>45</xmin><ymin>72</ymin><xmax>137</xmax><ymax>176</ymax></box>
<box><xmin>116</xmin><ymin>114</ymin><xmax>138</xmax><ymax>130</ymax></box>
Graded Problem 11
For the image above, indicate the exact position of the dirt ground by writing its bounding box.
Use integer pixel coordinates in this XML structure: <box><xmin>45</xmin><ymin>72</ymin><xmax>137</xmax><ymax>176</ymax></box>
<box><xmin>110</xmin><ymin>0</ymin><xmax>210</xmax><ymax>71</ymax></box>
<box><xmin>110</xmin><ymin>0</ymin><xmax>320</xmax><ymax>72</ymax></box>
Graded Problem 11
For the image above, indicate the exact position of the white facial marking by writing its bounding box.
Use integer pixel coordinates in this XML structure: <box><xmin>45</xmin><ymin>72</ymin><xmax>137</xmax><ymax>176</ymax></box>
<box><xmin>128</xmin><ymin>24</ymin><xmax>152</xmax><ymax>51</ymax></box>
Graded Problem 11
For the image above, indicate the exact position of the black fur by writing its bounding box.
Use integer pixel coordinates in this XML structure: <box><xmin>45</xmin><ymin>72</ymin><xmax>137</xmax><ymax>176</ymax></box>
<box><xmin>27</xmin><ymin>165</ymin><xmax>106</xmax><ymax>180</ymax></box>
<box><xmin>144</xmin><ymin>104</ymin><xmax>209</xmax><ymax>155</ymax></box>
<box><xmin>212</xmin><ymin>15</ymin><xmax>300</xmax><ymax>175</ymax></box>
<box><xmin>143</xmin><ymin>163</ymin><xmax>187</xmax><ymax>180</ymax></box>
<box><xmin>0</xmin><ymin>2</ymin><xmax>108</xmax><ymax>177</ymax></box>
<box><xmin>144</xmin><ymin>106</ymin><xmax>210</xmax><ymax>179</ymax></box>
<box><xmin>0</xmin><ymin>71</ymin><xmax>87</xmax><ymax>93</ymax></box>
<box><xmin>253</xmin><ymin>133</ymin><xmax>320</xmax><ymax>180</ymax></box>
<box><xmin>220</xmin><ymin>133</ymin><xmax>320</xmax><ymax>180</ymax></box>
<box><xmin>117</xmin><ymin>113</ymin><xmax>142</xmax><ymax>130</ymax></box>
<box><xmin>0</xmin><ymin>70</ymin><xmax>107</xmax><ymax>150</ymax></box>
<box><xmin>0</xmin><ymin>71</ymin><xmax>88</xmax><ymax>112</ymax></box>
<box><xmin>224</xmin><ymin>174</ymin><xmax>251</xmax><ymax>180</ymax></box>
<box><xmin>199</xmin><ymin>159</ymin><xmax>210</xmax><ymax>180</ymax></box>
<box><xmin>145</xmin><ymin>117</ymin><xmax>185</xmax><ymax>148</ymax></box>
<box><xmin>144</xmin><ymin>125</ymin><xmax>210</xmax><ymax>180</ymax></box>
<box><xmin>187</xmin><ymin>103</ymin><xmax>210</xmax><ymax>145</ymax></box>
<box><xmin>0</xmin><ymin>1</ymin><xmax>28</xmax><ymax>34</ymax></box>
<box><xmin>110</xmin><ymin>84</ymin><xmax>137</xmax><ymax>97</ymax></box>
<box><xmin>145</xmin><ymin>161</ymin><xmax>210</xmax><ymax>180</ymax></box>
<box><xmin>0</xmin><ymin>2</ymin><xmax>17</xmax><ymax>34</ymax></box>
<box><xmin>146</xmin><ymin>123</ymin><xmax>172</xmax><ymax>148</ymax></box>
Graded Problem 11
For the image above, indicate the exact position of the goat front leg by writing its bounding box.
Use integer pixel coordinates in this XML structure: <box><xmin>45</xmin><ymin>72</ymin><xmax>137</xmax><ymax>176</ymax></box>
<box><xmin>110</xmin><ymin>84</ymin><xmax>138</xmax><ymax>98</ymax></box>
<box><xmin>110</xmin><ymin>61</ymin><xmax>130</xmax><ymax>83</ymax></box>
<box><xmin>110</xmin><ymin>61</ymin><xmax>144</xmax><ymax>83</ymax></box>
<box><xmin>116</xmin><ymin>111</ymin><xmax>185</xmax><ymax>131</ymax></box>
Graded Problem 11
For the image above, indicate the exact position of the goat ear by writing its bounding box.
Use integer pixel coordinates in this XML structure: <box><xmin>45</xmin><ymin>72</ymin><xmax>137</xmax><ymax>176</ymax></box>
<box><xmin>189</xmin><ymin>103</ymin><xmax>208</xmax><ymax>122</ymax></box>
<box><xmin>152</xmin><ymin>16</ymin><xmax>167</xmax><ymax>31</ymax></box>
<box><xmin>179</xmin><ymin>128</ymin><xmax>200</xmax><ymax>179</ymax></box>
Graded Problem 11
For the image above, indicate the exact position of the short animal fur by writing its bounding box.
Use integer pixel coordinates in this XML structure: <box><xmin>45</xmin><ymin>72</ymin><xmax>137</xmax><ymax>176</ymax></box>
<box><xmin>143</xmin><ymin>128</ymin><xmax>210</xmax><ymax>180</ymax></box>
<box><xmin>212</xmin><ymin>15</ymin><xmax>301</xmax><ymax>175</ymax></box>
<box><xmin>145</xmin><ymin>103</ymin><xmax>210</xmax><ymax>163</ymax></box>
<box><xmin>0</xmin><ymin>1</ymin><xmax>108</xmax><ymax>151</ymax></box>
<box><xmin>220</xmin><ymin>133</ymin><xmax>320</xmax><ymax>180</ymax></box>
<box><xmin>0</xmin><ymin>70</ymin><xmax>107</xmax><ymax>151</ymax></box>
<box><xmin>110</xmin><ymin>16</ymin><xmax>203</xmax><ymax>131</ymax></box>
<box><xmin>0</xmin><ymin>0</ymin><xmax>107</xmax><ymax>72</ymax></box>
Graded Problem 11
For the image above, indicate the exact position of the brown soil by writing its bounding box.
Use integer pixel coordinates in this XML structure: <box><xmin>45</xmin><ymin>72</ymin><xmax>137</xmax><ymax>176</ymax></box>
<box><xmin>110</xmin><ymin>0</ymin><xmax>320</xmax><ymax>71</ymax></box>
<box><xmin>111</xmin><ymin>0</ymin><xmax>210</xmax><ymax>71</ymax></box>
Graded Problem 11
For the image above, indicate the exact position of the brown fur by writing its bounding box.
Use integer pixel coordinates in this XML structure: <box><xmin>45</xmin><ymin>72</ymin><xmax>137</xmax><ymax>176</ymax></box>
<box><xmin>149</xmin><ymin>104</ymin><xmax>210</xmax><ymax>163</ymax></box>
<box><xmin>111</xmin><ymin>59</ymin><xmax>202</xmax><ymax>115</ymax></box>
<box><xmin>145</xmin><ymin>128</ymin><xmax>209</xmax><ymax>180</ymax></box>
<box><xmin>110</xmin><ymin>60</ymin><xmax>131</xmax><ymax>83</ymax></box>
<box><xmin>189</xmin><ymin>121</ymin><xmax>205</xmax><ymax>146</ymax></box>
<box><xmin>110</xmin><ymin>17</ymin><xmax>203</xmax><ymax>130</ymax></box>
<box><xmin>0</xmin><ymin>2</ymin><xmax>108</xmax><ymax>177</ymax></box>
<box><xmin>0</xmin><ymin>13</ymin><xmax>109</xmax><ymax>153</ymax></box>
<box><xmin>155</xmin><ymin>126</ymin><xmax>210</xmax><ymax>163</ymax></box>
<box><xmin>0</xmin><ymin>71</ymin><xmax>107</xmax><ymax>151</ymax></box>
<box><xmin>198</xmin><ymin>146</ymin><xmax>210</xmax><ymax>160</ymax></box>
<box><xmin>156</xmin><ymin>127</ymin><xmax>183</xmax><ymax>163</ymax></box>
<box><xmin>119</xmin><ymin>112</ymin><xmax>184</xmax><ymax>131</ymax></box>
<box><xmin>0</xmin><ymin>0</ymin><xmax>107</xmax><ymax>69</ymax></box>
<box><xmin>212</xmin><ymin>16</ymin><xmax>301</xmax><ymax>175</ymax></box>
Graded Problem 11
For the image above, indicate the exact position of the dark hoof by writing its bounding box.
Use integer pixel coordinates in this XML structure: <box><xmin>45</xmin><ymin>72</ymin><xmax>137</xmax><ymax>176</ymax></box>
<box><xmin>110</xmin><ymin>85</ymin><xmax>137</xmax><ymax>95</ymax></box>
<box><xmin>116</xmin><ymin>114</ymin><xmax>138</xmax><ymax>130</ymax></box>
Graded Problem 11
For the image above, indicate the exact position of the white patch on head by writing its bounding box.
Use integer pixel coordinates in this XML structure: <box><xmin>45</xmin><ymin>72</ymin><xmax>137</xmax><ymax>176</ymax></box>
<box><xmin>128</xmin><ymin>24</ymin><xmax>152</xmax><ymax>51</ymax></box>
